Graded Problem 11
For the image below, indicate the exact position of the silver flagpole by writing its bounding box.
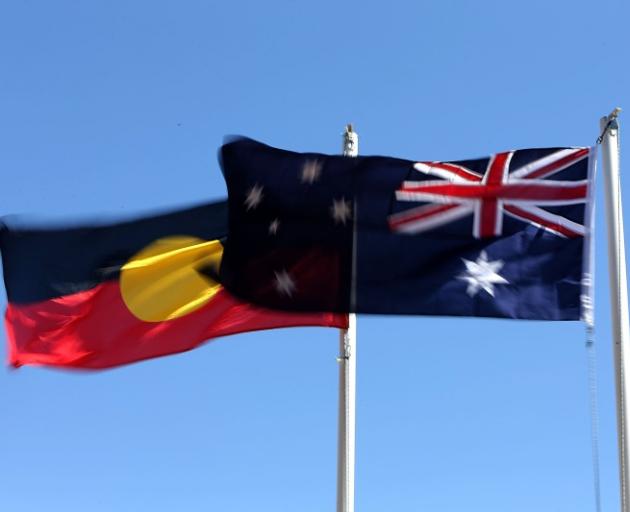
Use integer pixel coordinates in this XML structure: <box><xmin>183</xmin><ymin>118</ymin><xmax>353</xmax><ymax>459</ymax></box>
<box><xmin>600</xmin><ymin>108</ymin><xmax>630</xmax><ymax>512</ymax></box>
<box><xmin>337</xmin><ymin>124</ymin><xmax>358</xmax><ymax>512</ymax></box>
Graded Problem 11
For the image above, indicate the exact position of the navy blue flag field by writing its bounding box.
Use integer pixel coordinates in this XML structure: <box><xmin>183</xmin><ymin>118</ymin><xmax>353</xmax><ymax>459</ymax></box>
<box><xmin>220</xmin><ymin>138</ymin><xmax>596</xmax><ymax>321</ymax></box>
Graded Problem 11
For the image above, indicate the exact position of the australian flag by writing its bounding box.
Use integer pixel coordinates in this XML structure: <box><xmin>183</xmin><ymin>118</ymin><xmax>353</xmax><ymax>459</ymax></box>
<box><xmin>220</xmin><ymin>137</ymin><xmax>596</xmax><ymax>321</ymax></box>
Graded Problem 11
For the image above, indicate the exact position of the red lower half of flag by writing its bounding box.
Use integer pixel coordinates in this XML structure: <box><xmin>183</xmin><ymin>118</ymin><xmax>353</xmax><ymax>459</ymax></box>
<box><xmin>6</xmin><ymin>282</ymin><xmax>347</xmax><ymax>370</ymax></box>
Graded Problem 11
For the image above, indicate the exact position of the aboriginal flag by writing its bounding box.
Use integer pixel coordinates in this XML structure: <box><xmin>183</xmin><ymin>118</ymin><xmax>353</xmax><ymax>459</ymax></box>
<box><xmin>0</xmin><ymin>200</ymin><xmax>346</xmax><ymax>369</ymax></box>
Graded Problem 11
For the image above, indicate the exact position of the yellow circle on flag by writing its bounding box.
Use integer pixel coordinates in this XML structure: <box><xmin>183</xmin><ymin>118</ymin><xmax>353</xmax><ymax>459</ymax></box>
<box><xmin>120</xmin><ymin>236</ymin><xmax>223</xmax><ymax>322</ymax></box>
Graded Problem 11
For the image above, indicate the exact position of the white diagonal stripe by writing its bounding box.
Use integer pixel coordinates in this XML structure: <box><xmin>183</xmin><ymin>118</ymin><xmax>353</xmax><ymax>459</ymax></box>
<box><xmin>401</xmin><ymin>179</ymin><xmax>464</xmax><ymax>189</ymax></box>
<box><xmin>509</xmin><ymin>148</ymin><xmax>588</xmax><ymax>180</ymax></box>
<box><xmin>504</xmin><ymin>204</ymin><xmax>586</xmax><ymax>237</ymax></box>
<box><xmin>413</xmin><ymin>162</ymin><xmax>482</xmax><ymax>182</ymax></box>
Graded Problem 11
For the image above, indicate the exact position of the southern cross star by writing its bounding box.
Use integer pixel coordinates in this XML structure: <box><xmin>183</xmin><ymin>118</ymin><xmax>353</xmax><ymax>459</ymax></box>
<box><xmin>274</xmin><ymin>270</ymin><xmax>296</xmax><ymax>296</ymax></box>
<box><xmin>301</xmin><ymin>159</ymin><xmax>323</xmax><ymax>184</ymax></box>
<box><xmin>268</xmin><ymin>218</ymin><xmax>280</xmax><ymax>235</ymax></box>
<box><xmin>244</xmin><ymin>184</ymin><xmax>264</xmax><ymax>211</ymax></box>
<box><xmin>458</xmin><ymin>251</ymin><xmax>509</xmax><ymax>297</ymax></box>
<box><xmin>331</xmin><ymin>197</ymin><xmax>352</xmax><ymax>225</ymax></box>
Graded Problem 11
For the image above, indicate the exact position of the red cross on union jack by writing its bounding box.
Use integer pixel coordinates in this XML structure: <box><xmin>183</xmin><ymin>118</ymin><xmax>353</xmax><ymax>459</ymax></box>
<box><xmin>388</xmin><ymin>147</ymin><xmax>591</xmax><ymax>238</ymax></box>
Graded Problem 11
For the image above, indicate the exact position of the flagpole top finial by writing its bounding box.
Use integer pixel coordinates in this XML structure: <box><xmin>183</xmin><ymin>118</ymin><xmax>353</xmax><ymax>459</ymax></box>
<box><xmin>598</xmin><ymin>108</ymin><xmax>622</xmax><ymax>144</ymax></box>
<box><xmin>342</xmin><ymin>123</ymin><xmax>358</xmax><ymax>157</ymax></box>
<box><xmin>609</xmin><ymin>107</ymin><xmax>622</xmax><ymax>121</ymax></box>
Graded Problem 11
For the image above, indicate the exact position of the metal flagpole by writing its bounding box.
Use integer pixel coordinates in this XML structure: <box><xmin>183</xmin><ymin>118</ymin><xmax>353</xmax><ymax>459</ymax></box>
<box><xmin>600</xmin><ymin>108</ymin><xmax>630</xmax><ymax>512</ymax></box>
<box><xmin>337</xmin><ymin>124</ymin><xmax>358</xmax><ymax>512</ymax></box>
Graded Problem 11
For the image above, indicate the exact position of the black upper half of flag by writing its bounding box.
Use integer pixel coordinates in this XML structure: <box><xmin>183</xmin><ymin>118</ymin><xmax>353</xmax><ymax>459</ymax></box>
<box><xmin>0</xmin><ymin>200</ymin><xmax>227</xmax><ymax>304</ymax></box>
<box><xmin>220</xmin><ymin>137</ymin><xmax>595</xmax><ymax>320</ymax></box>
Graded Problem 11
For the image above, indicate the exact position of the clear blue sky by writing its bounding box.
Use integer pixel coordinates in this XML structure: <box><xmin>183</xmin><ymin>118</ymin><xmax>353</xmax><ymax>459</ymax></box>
<box><xmin>1</xmin><ymin>1</ymin><xmax>629</xmax><ymax>511</ymax></box>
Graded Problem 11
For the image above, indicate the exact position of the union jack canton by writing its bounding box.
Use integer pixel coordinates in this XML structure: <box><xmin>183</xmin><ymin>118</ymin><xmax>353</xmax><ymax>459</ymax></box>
<box><xmin>389</xmin><ymin>148</ymin><xmax>591</xmax><ymax>239</ymax></box>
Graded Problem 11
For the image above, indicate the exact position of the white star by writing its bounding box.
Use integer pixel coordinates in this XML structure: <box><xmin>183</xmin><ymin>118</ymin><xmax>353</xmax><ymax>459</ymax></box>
<box><xmin>301</xmin><ymin>159</ymin><xmax>323</xmax><ymax>184</ymax></box>
<box><xmin>458</xmin><ymin>251</ymin><xmax>508</xmax><ymax>297</ymax></box>
<box><xmin>274</xmin><ymin>270</ymin><xmax>296</xmax><ymax>296</ymax></box>
<box><xmin>244</xmin><ymin>184</ymin><xmax>264</xmax><ymax>210</ymax></box>
<box><xmin>331</xmin><ymin>197</ymin><xmax>352</xmax><ymax>225</ymax></box>
<box><xmin>269</xmin><ymin>218</ymin><xmax>280</xmax><ymax>235</ymax></box>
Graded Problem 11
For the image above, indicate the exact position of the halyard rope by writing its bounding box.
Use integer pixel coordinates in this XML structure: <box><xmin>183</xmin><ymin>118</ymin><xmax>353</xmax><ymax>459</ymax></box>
<box><xmin>586</xmin><ymin>325</ymin><xmax>602</xmax><ymax>512</ymax></box>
